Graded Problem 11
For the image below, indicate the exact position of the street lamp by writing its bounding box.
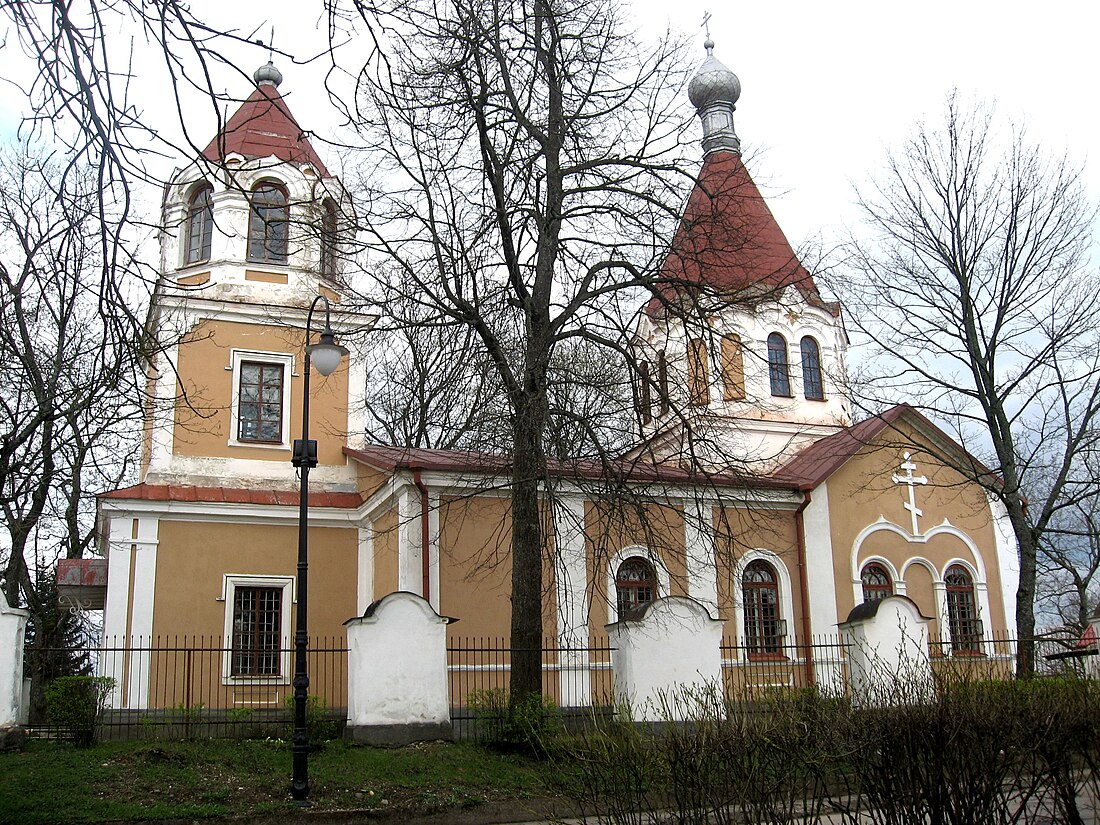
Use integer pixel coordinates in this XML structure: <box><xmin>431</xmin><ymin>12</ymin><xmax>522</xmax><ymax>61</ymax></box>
<box><xmin>291</xmin><ymin>294</ymin><xmax>348</xmax><ymax>804</ymax></box>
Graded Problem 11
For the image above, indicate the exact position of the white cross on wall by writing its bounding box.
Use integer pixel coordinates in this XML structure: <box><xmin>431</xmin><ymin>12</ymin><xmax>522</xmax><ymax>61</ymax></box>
<box><xmin>891</xmin><ymin>452</ymin><xmax>928</xmax><ymax>535</ymax></box>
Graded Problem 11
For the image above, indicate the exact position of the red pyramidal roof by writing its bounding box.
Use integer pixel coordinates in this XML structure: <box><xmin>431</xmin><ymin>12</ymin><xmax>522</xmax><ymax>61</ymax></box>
<box><xmin>652</xmin><ymin>150</ymin><xmax>833</xmax><ymax>314</ymax></box>
<box><xmin>202</xmin><ymin>85</ymin><xmax>329</xmax><ymax>177</ymax></box>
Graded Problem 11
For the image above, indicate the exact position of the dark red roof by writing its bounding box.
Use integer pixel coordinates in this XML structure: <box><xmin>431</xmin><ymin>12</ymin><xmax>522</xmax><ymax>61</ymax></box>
<box><xmin>202</xmin><ymin>85</ymin><xmax>329</xmax><ymax>176</ymax></box>
<box><xmin>100</xmin><ymin>483</ymin><xmax>361</xmax><ymax>509</ymax></box>
<box><xmin>651</xmin><ymin>150</ymin><xmax>838</xmax><ymax>315</ymax></box>
<box><xmin>344</xmin><ymin>444</ymin><xmax>796</xmax><ymax>491</ymax></box>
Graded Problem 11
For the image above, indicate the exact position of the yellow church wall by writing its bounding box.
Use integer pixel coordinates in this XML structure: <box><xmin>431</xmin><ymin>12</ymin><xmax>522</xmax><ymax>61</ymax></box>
<box><xmin>145</xmin><ymin>518</ymin><xmax>357</xmax><ymax>709</ymax></box>
<box><xmin>372</xmin><ymin>507</ymin><xmax>399</xmax><ymax>598</ymax></box>
<box><xmin>173</xmin><ymin>319</ymin><xmax>350</xmax><ymax>466</ymax></box>
<box><xmin>824</xmin><ymin>428</ymin><xmax>1008</xmax><ymax>635</ymax></box>
<box><xmin>714</xmin><ymin>506</ymin><xmax>802</xmax><ymax>642</ymax></box>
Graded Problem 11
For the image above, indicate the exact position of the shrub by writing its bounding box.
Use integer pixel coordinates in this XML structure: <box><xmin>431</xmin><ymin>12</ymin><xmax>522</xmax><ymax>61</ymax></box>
<box><xmin>468</xmin><ymin>688</ymin><xmax>562</xmax><ymax>755</ymax></box>
<box><xmin>45</xmin><ymin>676</ymin><xmax>115</xmax><ymax>747</ymax></box>
<box><xmin>283</xmin><ymin>693</ymin><xmax>340</xmax><ymax>745</ymax></box>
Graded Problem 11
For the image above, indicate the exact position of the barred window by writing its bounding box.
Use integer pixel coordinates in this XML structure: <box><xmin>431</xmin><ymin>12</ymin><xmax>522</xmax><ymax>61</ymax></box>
<box><xmin>615</xmin><ymin>557</ymin><xmax>658</xmax><ymax>618</ymax></box>
<box><xmin>320</xmin><ymin>199</ymin><xmax>338</xmax><ymax>277</ymax></box>
<box><xmin>231</xmin><ymin>586</ymin><xmax>282</xmax><ymax>676</ymax></box>
<box><xmin>861</xmin><ymin>563</ymin><xmax>893</xmax><ymax>602</ymax></box>
<box><xmin>743</xmin><ymin>560</ymin><xmax>784</xmax><ymax>654</ymax></box>
<box><xmin>945</xmin><ymin>565</ymin><xmax>982</xmax><ymax>654</ymax></box>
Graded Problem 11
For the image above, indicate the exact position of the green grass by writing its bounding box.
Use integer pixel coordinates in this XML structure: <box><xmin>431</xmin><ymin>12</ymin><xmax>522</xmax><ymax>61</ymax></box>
<box><xmin>0</xmin><ymin>738</ymin><xmax>561</xmax><ymax>824</ymax></box>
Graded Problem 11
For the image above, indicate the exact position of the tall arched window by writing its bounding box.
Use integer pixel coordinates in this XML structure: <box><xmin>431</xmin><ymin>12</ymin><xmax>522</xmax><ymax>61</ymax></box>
<box><xmin>767</xmin><ymin>333</ymin><xmax>791</xmax><ymax>397</ymax></box>
<box><xmin>945</xmin><ymin>564</ymin><xmax>981</xmax><ymax>653</ymax></box>
<box><xmin>185</xmin><ymin>184</ymin><xmax>213</xmax><ymax>264</ymax></box>
<box><xmin>657</xmin><ymin>350</ymin><xmax>669</xmax><ymax>415</ymax></box>
<box><xmin>248</xmin><ymin>182</ymin><xmax>289</xmax><ymax>264</ymax></box>
<box><xmin>615</xmin><ymin>557</ymin><xmax>658</xmax><ymax>618</ymax></box>
<box><xmin>320</xmin><ymin>199</ymin><xmax>338</xmax><ymax>277</ymax></box>
<box><xmin>861</xmin><ymin>563</ymin><xmax>893</xmax><ymax>602</ymax></box>
<box><xmin>742</xmin><ymin>560</ymin><xmax>784</xmax><ymax>654</ymax></box>
<box><xmin>688</xmin><ymin>338</ymin><xmax>710</xmax><ymax>406</ymax></box>
<box><xmin>800</xmin><ymin>336</ymin><xmax>824</xmax><ymax>400</ymax></box>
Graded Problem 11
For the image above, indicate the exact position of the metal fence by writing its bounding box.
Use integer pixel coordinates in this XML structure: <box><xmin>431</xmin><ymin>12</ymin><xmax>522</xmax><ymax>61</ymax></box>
<box><xmin>26</xmin><ymin>631</ymin><xmax>1095</xmax><ymax>741</ymax></box>
<box><xmin>447</xmin><ymin>636</ymin><xmax>615</xmax><ymax>740</ymax></box>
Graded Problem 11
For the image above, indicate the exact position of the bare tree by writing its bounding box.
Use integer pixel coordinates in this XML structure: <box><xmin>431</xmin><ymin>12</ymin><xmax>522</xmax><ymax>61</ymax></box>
<box><xmin>332</xmin><ymin>0</ymin><xmax>712</xmax><ymax>704</ymax></box>
<box><xmin>841</xmin><ymin>97</ymin><xmax>1100</xmax><ymax>675</ymax></box>
<box><xmin>0</xmin><ymin>150</ymin><xmax>143</xmax><ymax>715</ymax></box>
<box><xmin>1036</xmin><ymin>492</ymin><xmax>1100</xmax><ymax>632</ymax></box>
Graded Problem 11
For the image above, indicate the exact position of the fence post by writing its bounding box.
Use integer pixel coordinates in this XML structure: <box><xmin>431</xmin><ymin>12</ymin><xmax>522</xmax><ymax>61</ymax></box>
<box><xmin>345</xmin><ymin>591</ymin><xmax>454</xmax><ymax>745</ymax></box>
<box><xmin>0</xmin><ymin>588</ymin><xmax>30</xmax><ymax>731</ymax></box>
<box><xmin>607</xmin><ymin>596</ymin><xmax>723</xmax><ymax>722</ymax></box>
<box><xmin>839</xmin><ymin>595</ymin><xmax>934</xmax><ymax>706</ymax></box>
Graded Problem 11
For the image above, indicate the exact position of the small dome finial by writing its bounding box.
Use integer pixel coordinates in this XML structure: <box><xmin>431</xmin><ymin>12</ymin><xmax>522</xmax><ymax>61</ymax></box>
<box><xmin>687</xmin><ymin>35</ymin><xmax>741</xmax><ymax>156</ymax></box>
<box><xmin>254</xmin><ymin>61</ymin><xmax>283</xmax><ymax>89</ymax></box>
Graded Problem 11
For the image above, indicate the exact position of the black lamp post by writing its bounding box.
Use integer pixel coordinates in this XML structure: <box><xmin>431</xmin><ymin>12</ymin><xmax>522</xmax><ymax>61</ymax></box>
<box><xmin>291</xmin><ymin>294</ymin><xmax>348</xmax><ymax>804</ymax></box>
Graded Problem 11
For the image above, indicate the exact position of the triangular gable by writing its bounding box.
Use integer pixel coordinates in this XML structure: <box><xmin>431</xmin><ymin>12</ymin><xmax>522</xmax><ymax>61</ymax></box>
<box><xmin>775</xmin><ymin>404</ymin><xmax>997</xmax><ymax>491</ymax></box>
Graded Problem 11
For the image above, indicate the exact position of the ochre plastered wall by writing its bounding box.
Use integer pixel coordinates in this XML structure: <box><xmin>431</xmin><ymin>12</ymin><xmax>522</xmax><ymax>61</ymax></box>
<box><xmin>151</xmin><ymin>519</ymin><xmax>358</xmax><ymax>639</ymax></box>
<box><xmin>584</xmin><ymin>500</ymin><xmax>688</xmax><ymax>630</ymax></box>
<box><xmin>372</xmin><ymin>507</ymin><xmax>399</xmax><ymax>598</ymax></box>
<box><xmin>714</xmin><ymin>506</ymin><xmax>801</xmax><ymax>640</ymax></box>
<box><xmin>825</xmin><ymin>426</ymin><xmax>1008</xmax><ymax>634</ymax></box>
<box><xmin>173</xmin><ymin>319</ymin><xmax>350</xmax><ymax>465</ymax></box>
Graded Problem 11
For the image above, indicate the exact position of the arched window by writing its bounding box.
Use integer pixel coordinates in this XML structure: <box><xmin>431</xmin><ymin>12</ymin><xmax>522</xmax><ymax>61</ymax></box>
<box><xmin>861</xmin><ymin>563</ymin><xmax>893</xmax><ymax>602</ymax></box>
<box><xmin>800</xmin><ymin>336</ymin><xmax>824</xmax><ymax>400</ymax></box>
<box><xmin>767</xmin><ymin>333</ymin><xmax>791</xmax><ymax>397</ymax></box>
<box><xmin>721</xmin><ymin>334</ymin><xmax>745</xmax><ymax>400</ymax></box>
<box><xmin>185</xmin><ymin>184</ymin><xmax>213</xmax><ymax>264</ymax></box>
<box><xmin>248</xmin><ymin>182</ymin><xmax>289</xmax><ymax>264</ymax></box>
<box><xmin>945</xmin><ymin>564</ymin><xmax>981</xmax><ymax>653</ymax></box>
<box><xmin>615</xmin><ymin>557</ymin><xmax>658</xmax><ymax>618</ymax></box>
<box><xmin>636</xmin><ymin>360</ymin><xmax>652</xmax><ymax>425</ymax></box>
<box><xmin>742</xmin><ymin>560</ymin><xmax>784</xmax><ymax>654</ymax></box>
<box><xmin>320</xmin><ymin>199</ymin><xmax>338</xmax><ymax>277</ymax></box>
<box><xmin>657</xmin><ymin>350</ymin><xmax>669</xmax><ymax>415</ymax></box>
<box><xmin>687</xmin><ymin>338</ymin><xmax>710</xmax><ymax>406</ymax></box>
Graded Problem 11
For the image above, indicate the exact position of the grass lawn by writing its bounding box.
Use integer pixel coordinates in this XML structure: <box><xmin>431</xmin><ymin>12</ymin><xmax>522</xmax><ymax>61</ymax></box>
<box><xmin>0</xmin><ymin>738</ymin><xmax>562</xmax><ymax>824</ymax></box>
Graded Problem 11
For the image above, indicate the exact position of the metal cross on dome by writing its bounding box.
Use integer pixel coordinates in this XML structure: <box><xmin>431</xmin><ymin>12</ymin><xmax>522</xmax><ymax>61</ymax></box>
<box><xmin>892</xmin><ymin>452</ymin><xmax>928</xmax><ymax>535</ymax></box>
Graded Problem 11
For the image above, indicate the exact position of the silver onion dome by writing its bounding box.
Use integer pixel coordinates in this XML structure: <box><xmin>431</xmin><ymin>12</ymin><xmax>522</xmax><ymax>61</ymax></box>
<box><xmin>688</xmin><ymin>38</ymin><xmax>741</xmax><ymax>111</ymax></box>
<box><xmin>253</xmin><ymin>61</ymin><xmax>283</xmax><ymax>88</ymax></box>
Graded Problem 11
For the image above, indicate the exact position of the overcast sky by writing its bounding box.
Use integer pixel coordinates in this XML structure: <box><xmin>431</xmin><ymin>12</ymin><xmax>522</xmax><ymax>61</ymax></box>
<box><xmin>1</xmin><ymin>1</ymin><xmax>1097</xmax><ymax>254</ymax></box>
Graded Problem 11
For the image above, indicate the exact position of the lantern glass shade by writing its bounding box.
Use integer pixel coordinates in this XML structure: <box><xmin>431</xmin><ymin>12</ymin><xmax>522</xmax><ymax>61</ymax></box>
<box><xmin>307</xmin><ymin>341</ymin><xmax>347</xmax><ymax>376</ymax></box>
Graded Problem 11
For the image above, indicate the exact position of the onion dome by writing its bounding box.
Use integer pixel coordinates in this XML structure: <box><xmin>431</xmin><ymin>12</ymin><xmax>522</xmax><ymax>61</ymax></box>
<box><xmin>688</xmin><ymin>38</ymin><xmax>741</xmax><ymax>156</ymax></box>
<box><xmin>253</xmin><ymin>61</ymin><xmax>283</xmax><ymax>88</ymax></box>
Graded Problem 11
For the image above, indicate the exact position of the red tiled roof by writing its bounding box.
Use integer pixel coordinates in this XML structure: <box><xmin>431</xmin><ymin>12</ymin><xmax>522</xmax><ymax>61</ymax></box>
<box><xmin>57</xmin><ymin>557</ymin><xmax>108</xmax><ymax>588</ymax></box>
<box><xmin>650</xmin><ymin>150</ymin><xmax>838</xmax><ymax>315</ymax></box>
<box><xmin>202</xmin><ymin>85</ymin><xmax>330</xmax><ymax>177</ymax></box>
<box><xmin>774</xmin><ymin>404</ymin><xmax>997</xmax><ymax>491</ymax></box>
<box><xmin>100</xmin><ymin>483</ymin><xmax>361</xmax><ymax>509</ymax></box>
<box><xmin>344</xmin><ymin>444</ymin><xmax>797</xmax><ymax>491</ymax></box>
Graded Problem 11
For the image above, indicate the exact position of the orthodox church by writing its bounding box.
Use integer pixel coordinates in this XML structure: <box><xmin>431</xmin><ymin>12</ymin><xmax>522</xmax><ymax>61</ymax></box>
<box><xmin>85</xmin><ymin>43</ymin><xmax>1019</xmax><ymax>710</ymax></box>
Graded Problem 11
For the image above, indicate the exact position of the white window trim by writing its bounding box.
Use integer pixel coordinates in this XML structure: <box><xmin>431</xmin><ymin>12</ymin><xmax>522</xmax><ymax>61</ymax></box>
<box><xmin>227</xmin><ymin>349</ymin><xmax>296</xmax><ymax>449</ymax></box>
<box><xmin>606</xmin><ymin>545</ymin><xmax>671</xmax><ymax>624</ymax></box>
<box><xmin>220</xmin><ymin>574</ymin><xmax>295</xmax><ymax>685</ymax></box>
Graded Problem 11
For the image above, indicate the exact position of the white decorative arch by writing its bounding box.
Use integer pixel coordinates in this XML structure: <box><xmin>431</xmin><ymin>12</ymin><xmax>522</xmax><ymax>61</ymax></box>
<box><xmin>606</xmin><ymin>546</ymin><xmax>671</xmax><ymax>624</ymax></box>
<box><xmin>731</xmin><ymin>549</ymin><xmax>797</xmax><ymax>661</ymax></box>
<box><xmin>851</xmin><ymin>518</ymin><xmax>989</xmax><ymax>612</ymax></box>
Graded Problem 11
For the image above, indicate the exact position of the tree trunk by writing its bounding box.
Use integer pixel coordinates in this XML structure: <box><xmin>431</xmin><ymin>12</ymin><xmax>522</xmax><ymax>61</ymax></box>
<box><xmin>509</xmin><ymin>395</ymin><xmax>546</xmax><ymax>708</ymax></box>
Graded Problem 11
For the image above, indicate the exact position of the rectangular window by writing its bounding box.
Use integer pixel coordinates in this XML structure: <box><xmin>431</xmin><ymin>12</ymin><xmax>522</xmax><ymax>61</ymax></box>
<box><xmin>238</xmin><ymin>361</ymin><xmax>284</xmax><ymax>443</ymax></box>
<box><xmin>637</xmin><ymin>361</ymin><xmax>652</xmax><ymax>424</ymax></box>
<box><xmin>657</xmin><ymin>350</ymin><xmax>669</xmax><ymax>415</ymax></box>
<box><xmin>688</xmin><ymin>338</ymin><xmax>710</xmax><ymax>406</ymax></box>
<box><xmin>231</xmin><ymin>586</ymin><xmax>282</xmax><ymax>676</ymax></box>
<box><xmin>720</xmin><ymin>334</ymin><xmax>745</xmax><ymax>401</ymax></box>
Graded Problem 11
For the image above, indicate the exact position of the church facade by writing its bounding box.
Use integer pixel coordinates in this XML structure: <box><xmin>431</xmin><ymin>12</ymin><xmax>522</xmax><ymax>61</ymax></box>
<box><xmin>92</xmin><ymin>48</ymin><xmax>1019</xmax><ymax>711</ymax></box>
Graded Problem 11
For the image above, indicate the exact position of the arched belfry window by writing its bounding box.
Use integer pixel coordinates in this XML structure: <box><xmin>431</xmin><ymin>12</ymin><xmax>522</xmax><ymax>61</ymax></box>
<box><xmin>615</xmin><ymin>557</ymin><xmax>657</xmax><ymax>618</ymax></box>
<box><xmin>320</xmin><ymin>199</ymin><xmax>338</xmax><ymax>278</ymax></box>
<box><xmin>185</xmin><ymin>183</ymin><xmax>213</xmax><ymax>264</ymax></box>
<box><xmin>861</xmin><ymin>563</ymin><xmax>893</xmax><ymax>602</ymax></box>
<box><xmin>767</xmin><ymin>333</ymin><xmax>791</xmax><ymax>397</ymax></box>
<box><xmin>248</xmin><ymin>182</ymin><xmax>289</xmax><ymax>264</ymax></box>
<box><xmin>945</xmin><ymin>564</ymin><xmax>981</xmax><ymax>654</ymax></box>
<box><xmin>800</xmin><ymin>336</ymin><xmax>824</xmax><ymax>400</ymax></box>
<box><xmin>742</xmin><ymin>560</ymin><xmax>784</xmax><ymax>654</ymax></box>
